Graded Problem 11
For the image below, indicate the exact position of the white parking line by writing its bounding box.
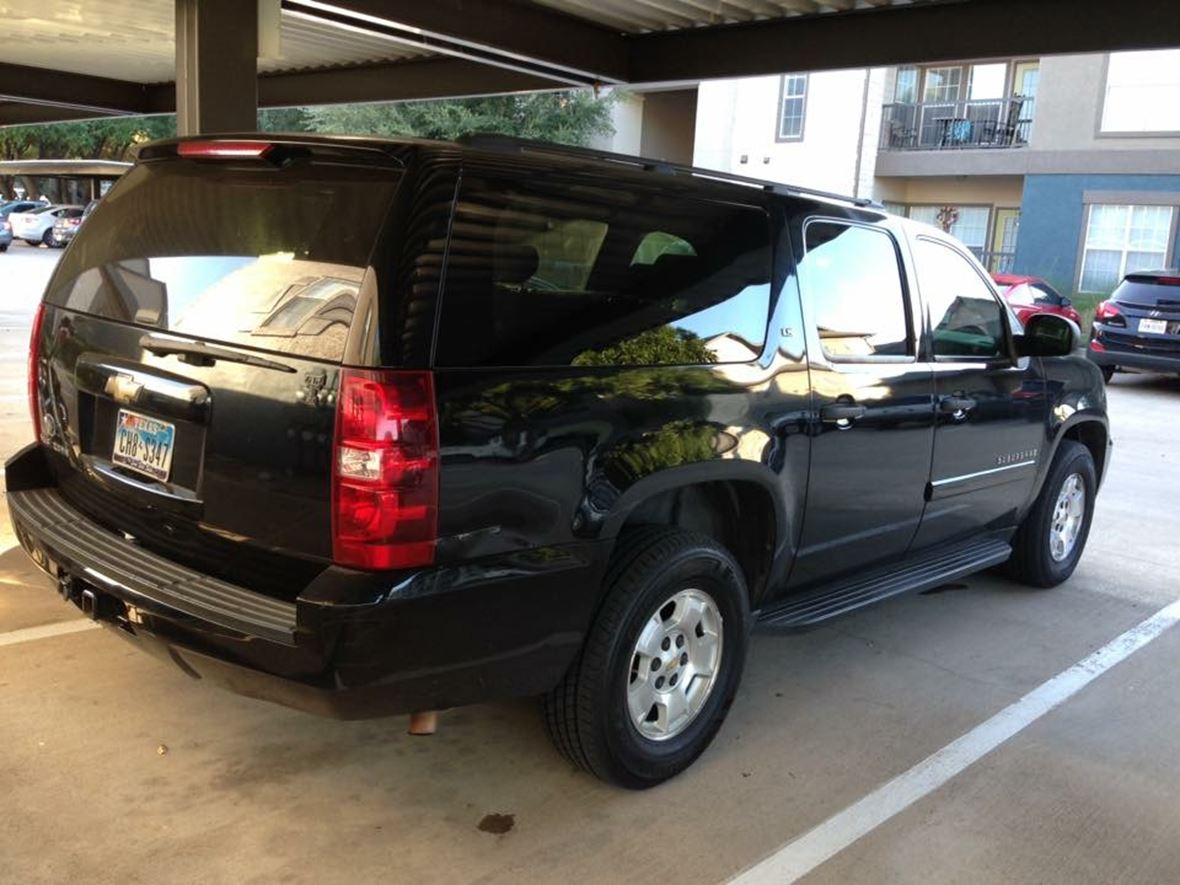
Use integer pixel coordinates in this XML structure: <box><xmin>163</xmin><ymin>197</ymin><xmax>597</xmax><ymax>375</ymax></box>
<box><xmin>732</xmin><ymin>597</ymin><xmax>1180</xmax><ymax>884</ymax></box>
<box><xmin>0</xmin><ymin>619</ymin><xmax>100</xmax><ymax>648</ymax></box>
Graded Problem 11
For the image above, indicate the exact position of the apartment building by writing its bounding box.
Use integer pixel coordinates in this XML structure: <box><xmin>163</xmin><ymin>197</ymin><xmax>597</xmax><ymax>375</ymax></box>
<box><xmin>875</xmin><ymin>50</ymin><xmax>1180</xmax><ymax>295</ymax></box>
<box><xmin>608</xmin><ymin>49</ymin><xmax>1180</xmax><ymax>297</ymax></box>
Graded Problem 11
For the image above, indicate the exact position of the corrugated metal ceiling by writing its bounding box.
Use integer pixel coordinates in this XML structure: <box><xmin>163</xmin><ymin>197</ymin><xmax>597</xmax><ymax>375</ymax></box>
<box><xmin>0</xmin><ymin>0</ymin><xmax>957</xmax><ymax>89</ymax></box>
<box><xmin>0</xmin><ymin>0</ymin><xmax>432</xmax><ymax>84</ymax></box>
<box><xmin>529</xmin><ymin>0</ymin><xmax>941</xmax><ymax>34</ymax></box>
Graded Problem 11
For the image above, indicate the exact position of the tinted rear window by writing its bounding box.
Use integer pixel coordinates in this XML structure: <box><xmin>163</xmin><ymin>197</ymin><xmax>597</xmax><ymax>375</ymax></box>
<box><xmin>435</xmin><ymin>172</ymin><xmax>772</xmax><ymax>367</ymax></box>
<box><xmin>1114</xmin><ymin>278</ymin><xmax>1180</xmax><ymax>309</ymax></box>
<box><xmin>45</xmin><ymin>159</ymin><xmax>401</xmax><ymax>361</ymax></box>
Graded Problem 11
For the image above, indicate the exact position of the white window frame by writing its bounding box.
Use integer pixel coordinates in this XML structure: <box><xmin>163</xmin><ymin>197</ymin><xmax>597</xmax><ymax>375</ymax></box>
<box><xmin>777</xmin><ymin>74</ymin><xmax>808</xmax><ymax>142</ymax></box>
<box><xmin>1078</xmin><ymin>203</ymin><xmax>1176</xmax><ymax>293</ymax></box>
<box><xmin>1100</xmin><ymin>50</ymin><xmax>1180</xmax><ymax>135</ymax></box>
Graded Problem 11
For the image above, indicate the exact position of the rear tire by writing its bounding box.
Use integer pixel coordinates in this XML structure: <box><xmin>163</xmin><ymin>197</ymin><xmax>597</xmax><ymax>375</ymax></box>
<box><xmin>42</xmin><ymin>229</ymin><xmax>56</xmax><ymax>247</ymax></box>
<box><xmin>1005</xmin><ymin>440</ymin><xmax>1096</xmax><ymax>587</ymax></box>
<box><xmin>1100</xmin><ymin>365</ymin><xmax>1115</xmax><ymax>384</ymax></box>
<box><xmin>0</xmin><ymin>244</ymin><xmax>7</xmax><ymax>253</ymax></box>
<box><xmin>543</xmin><ymin>527</ymin><xmax>751</xmax><ymax>788</ymax></box>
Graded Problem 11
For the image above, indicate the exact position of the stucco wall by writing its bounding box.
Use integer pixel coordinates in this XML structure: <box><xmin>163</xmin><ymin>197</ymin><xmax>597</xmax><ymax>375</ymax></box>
<box><xmin>693</xmin><ymin>69</ymin><xmax>878</xmax><ymax>196</ymax></box>
<box><xmin>1013</xmin><ymin>174</ymin><xmax>1180</xmax><ymax>294</ymax></box>
<box><xmin>1033</xmin><ymin>54</ymin><xmax>1180</xmax><ymax>154</ymax></box>
<box><xmin>873</xmin><ymin>176</ymin><xmax>1024</xmax><ymax>207</ymax></box>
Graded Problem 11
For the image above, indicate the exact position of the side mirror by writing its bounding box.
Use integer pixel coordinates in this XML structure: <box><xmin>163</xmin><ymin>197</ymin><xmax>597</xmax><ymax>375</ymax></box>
<box><xmin>1016</xmin><ymin>313</ymin><xmax>1079</xmax><ymax>358</ymax></box>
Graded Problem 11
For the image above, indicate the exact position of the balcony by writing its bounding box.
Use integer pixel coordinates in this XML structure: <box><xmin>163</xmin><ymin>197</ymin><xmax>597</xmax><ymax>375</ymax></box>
<box><xmin>880</xmin><ymin>97</ymin><xmax>1033</xmax><ymax>151</ymax></box>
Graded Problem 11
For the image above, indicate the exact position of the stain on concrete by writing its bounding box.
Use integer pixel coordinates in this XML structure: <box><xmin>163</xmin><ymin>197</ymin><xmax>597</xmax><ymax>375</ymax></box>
<box><xmin>478</xmin><ymin>813</ymin><xmax>515</xmax><ymax>835</ymax></box>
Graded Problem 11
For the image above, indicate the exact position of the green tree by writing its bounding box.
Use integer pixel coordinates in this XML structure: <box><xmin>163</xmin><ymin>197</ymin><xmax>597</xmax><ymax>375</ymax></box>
<box><xmin>306</xmin><ymin>90</ymin><xmax>616</xmax><ymax>145</ymax></box>
<box><xmin>0</xmin><ymin>88</ymin><xmax>614</xmax><ymax>166</ymax></box>
<box><xmin>0</xmin><ymin>116</ymin><xmax>174</xmax><ymax>162</ymax></box>
<box><xmin>258</xmin><ymin>107</ymin><xmax>313</xmax><ymax>133</ymax></box>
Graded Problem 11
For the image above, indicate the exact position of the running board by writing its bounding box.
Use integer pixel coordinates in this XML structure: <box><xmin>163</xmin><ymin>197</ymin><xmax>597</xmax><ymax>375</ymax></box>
<box><xmin>758</xmin><ymin>537</ymin><xmax>1012</xmax><ymax>629</ymax></box>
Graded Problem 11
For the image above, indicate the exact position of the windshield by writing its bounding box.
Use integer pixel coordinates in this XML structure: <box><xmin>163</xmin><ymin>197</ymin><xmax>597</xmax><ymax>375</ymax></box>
<box><xmin>45</xmin><ymin>158</ymin><xmax>401</xmax><ymax>362</ymax></box>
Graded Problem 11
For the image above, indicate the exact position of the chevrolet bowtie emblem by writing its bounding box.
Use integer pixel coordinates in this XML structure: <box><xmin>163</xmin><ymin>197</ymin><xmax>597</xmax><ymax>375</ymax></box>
<box><xmin>104</xmin><ymin>373</ymin><xmax>143</xmax><ymax>404</ymax></box>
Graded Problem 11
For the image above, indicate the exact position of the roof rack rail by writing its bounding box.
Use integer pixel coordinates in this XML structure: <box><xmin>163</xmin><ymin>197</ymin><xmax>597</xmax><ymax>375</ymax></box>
<box><xmin>457</xmin><ymin>133</ymin><xmax>880</xmax><ymax>209</ymax></box>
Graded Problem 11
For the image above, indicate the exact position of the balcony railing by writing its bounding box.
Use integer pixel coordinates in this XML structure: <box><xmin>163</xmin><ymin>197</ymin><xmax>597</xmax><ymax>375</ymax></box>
<box><xmin>880</xmin><ymin>97</ymin><xmax>1033</xmax><ymax>151</ymax></box>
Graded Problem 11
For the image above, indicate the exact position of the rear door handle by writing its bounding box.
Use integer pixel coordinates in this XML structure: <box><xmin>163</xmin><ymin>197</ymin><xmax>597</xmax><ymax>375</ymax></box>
<box><xmin>939</xmin><ymin>395</ymin><xmax>977</xmax><ymax>414</ymax></box>
<box><xmin>820</xmin><ymin>403</ymin><xmax>867</xmax><ymax>423</ymax></box>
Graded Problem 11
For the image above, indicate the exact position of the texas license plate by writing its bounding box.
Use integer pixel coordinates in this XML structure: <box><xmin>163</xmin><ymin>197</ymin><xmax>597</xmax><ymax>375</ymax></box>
<box><xmin>113</xmin><ymin>409</ymin><xmax>175</xmax><ymax>482</ymax></box>
<box><xmin>1139</xmin><ymin>318</ymin><xmax>1168</xmax><ymax>335</ymax></box>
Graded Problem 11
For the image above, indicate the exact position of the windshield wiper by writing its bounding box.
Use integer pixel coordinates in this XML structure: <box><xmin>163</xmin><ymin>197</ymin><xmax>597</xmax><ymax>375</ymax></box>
<box><xmin>139</xmin><ymin>334</ymin><xmax>297</xmax><ymax>374</ymax></box>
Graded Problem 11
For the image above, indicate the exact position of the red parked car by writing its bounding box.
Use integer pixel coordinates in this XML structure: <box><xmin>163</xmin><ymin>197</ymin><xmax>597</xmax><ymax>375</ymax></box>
<box><xmin>992</xmin><ymin>273</ymin><xmax>1083</xmax><ymax>327</ymax></box>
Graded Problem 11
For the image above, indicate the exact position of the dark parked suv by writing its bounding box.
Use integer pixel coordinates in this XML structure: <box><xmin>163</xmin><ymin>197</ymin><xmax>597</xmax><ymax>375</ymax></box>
<box><xmin>1088</xmin><ymin>270</ymin><xmax>1180</xmax><ymax>381</ymax></box>
<box><xmin>7</xmin><ymin>135</ymin><xmax>1110</xmax><ymax>787</ymax></box>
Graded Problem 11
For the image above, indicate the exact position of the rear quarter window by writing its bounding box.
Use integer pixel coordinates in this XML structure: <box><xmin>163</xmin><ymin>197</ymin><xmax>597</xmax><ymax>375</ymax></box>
<box><xmin>434</xmin><ymin>172</ymin><xmax>773</xmax><ymax>367</ymax></box>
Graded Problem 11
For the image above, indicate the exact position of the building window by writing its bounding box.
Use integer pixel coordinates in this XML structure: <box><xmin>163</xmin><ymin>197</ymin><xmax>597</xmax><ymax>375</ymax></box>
<box><xmin>1101</xmin><ymin>50</ymin><xmax>1180</xmax><ymax>133</ymax></box>
<box><xmin>922</xmin><ymin>66</ymin><xmax>963</xmax><ymax>103</ymax></box>
<box><xmin>907</xmin><ymin>205</ymin><xmax>992</xmax><ymax>257</ymax></box>
<box><xmin>777</xmin><ymin>74</ymin><xmax>808</xmax><ymax>141</ymax></box>
<box><xmin>894</xmin><ymin>67</ymin><xmax>918</xmax><ymax>103</ymax></box>
<box><xmin>1080</xmin><ymin>203</ymin><xmax>1175</xmax><ymax>293</ymax></box>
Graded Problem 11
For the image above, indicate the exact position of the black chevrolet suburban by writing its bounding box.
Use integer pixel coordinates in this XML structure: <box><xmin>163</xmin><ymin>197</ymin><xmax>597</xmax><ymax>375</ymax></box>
<box><xmin>7</xmin><ymin>134</ymin><xmax>1110</xmax><ymax>788</ymax></box>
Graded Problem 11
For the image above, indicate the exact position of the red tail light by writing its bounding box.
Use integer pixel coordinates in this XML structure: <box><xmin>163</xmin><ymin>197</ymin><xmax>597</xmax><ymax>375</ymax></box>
<box><xmin>28</xmin><ymin>303</ymin><xmax>46</xmax><ymax>442</ymax></box>
<box><xmin>1094</xmin><ymin>300</ymin><xmax>1125</xmax><ymax>327</ymax></box>
<box><xmin>332</xmin><ymin>369</ymin><xmax>439</xmax><ymax>570</ymax></box>
<box><xmin>1089</xmin><ymin>339</ymin><xmax>1106</xmax><ymax>352</ymax></box>
<box><xmin>177</xmin><ymin>140</ymin><xmax>273</xmax><ymax>159</ymax></box>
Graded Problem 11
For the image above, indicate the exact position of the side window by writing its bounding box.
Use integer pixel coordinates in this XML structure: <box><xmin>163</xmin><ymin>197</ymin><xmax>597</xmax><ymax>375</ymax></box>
<box><xmin>631</xmin><ymin>231</ymin><xmax>696</xmax><ymax>267</ymax></box>
<box><xmin>1030</xmin><ymin>282</ymin><xmax>1064</xmax><ymax>306</ymax></box>
<box><xmin>436</xmin><ymin>175</ymin><xmax>772</xmax><ymax>367</ymax></box>
<box><xmin>800</xmin><ymin>221</ymin><xmax>911</xmax><ymax>360</ymax></box>
<box><xmin>914</xmin><ymin>238</ymin><xmax>1007</xmax><ymax>358</ymax></box>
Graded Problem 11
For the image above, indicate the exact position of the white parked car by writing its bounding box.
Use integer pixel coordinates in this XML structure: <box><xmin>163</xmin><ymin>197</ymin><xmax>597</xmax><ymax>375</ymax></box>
<box><xmin>9</xmin><ymin>205</ymin><xmax>83</xmax><ymax>247</ymax></box>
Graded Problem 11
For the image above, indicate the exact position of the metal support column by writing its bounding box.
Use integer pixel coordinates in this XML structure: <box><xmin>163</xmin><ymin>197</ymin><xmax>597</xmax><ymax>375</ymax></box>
<box><xmin>175</xmin><ymin>0</ymin><xmax>259</xmax><ymax>135</ymax></box>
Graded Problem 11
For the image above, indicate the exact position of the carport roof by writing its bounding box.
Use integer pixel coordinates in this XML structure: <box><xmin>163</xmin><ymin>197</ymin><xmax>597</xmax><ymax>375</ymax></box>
<box><xmin>1</xmin><ymin>0</ymin><xmax>1177</xmax><ymax>126</ymax></box>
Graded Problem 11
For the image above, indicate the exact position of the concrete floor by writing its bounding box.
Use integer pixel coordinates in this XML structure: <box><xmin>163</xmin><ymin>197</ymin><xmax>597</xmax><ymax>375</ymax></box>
<box><xmin>2</xmin><ymin>245</ymin><xmax>1179</xmax><ymax>883</ymax></box>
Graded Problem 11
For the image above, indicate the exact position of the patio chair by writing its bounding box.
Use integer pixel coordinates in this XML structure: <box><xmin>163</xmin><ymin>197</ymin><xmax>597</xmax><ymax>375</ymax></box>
<box><xmin>985</xmin><ymin>97</ymin><xmax>1025</xmax><ymax>146</ymax></box>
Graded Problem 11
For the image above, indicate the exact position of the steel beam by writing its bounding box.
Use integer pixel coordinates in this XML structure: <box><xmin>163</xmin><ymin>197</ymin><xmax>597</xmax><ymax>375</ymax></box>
<box><xmin>0</xmin><ymin>63</ymin><xmax>146</xmax><ymax>115</ymax></box>
<box><xmin>0</xmin><ymin>102</ymin><xmax>129</xmax><ymax>127</ymax></box>
<box><xmin>627</xmin><ymin>0</ymin><xmax>1180</xmax><ymax>83</ymax></box>
<box><xmin>175</xmin><ymin>0</ymin><xmax>260</xmax><ymax>135</ymax></box>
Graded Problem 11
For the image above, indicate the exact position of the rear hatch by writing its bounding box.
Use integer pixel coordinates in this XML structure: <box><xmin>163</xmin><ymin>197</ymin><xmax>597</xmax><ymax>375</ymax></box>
<box><xmin>34</xmin><ymin>139</ymin><xmax>404</xmax><ymax>599</ymax></box>
<box><xmin>1106</xmin><ymin>273</ymin><xmax>1180</xmax><ymax>357</ymax></box>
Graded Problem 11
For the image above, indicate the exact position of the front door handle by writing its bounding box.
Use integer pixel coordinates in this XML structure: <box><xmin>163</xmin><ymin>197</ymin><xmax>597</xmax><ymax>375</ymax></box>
<box><xmin>939</xmin><ymin>395</ymin><xmax>977</xmax><ymax>415</ymax></box>
<box><xmin>820</xmin><ymin>403</ymin><xmax>867</xmax><ymax>424</ymax></box>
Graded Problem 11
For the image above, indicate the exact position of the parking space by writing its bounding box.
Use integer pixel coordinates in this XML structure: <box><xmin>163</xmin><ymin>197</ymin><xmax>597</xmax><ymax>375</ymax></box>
<box><xmin>2</xmin><ymin>250</ymin><xmax>1179</xmax><ymax>883</ymax></box>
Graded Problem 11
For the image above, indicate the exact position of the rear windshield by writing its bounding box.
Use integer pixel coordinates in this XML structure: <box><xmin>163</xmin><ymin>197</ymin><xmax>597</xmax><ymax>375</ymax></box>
<box><xmin>45</xmin><ymin>159</ymin><xmax>401</xmax><ymax>361</ymax></box>
<box><xmin>1113</xmin><ymin>278</ymin><xmax>1180</xmax><ymax>309</ymax></box>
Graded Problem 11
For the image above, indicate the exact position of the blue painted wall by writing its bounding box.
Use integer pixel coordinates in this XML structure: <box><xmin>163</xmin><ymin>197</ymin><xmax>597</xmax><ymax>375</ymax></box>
<box><xmin>1013</xmin><ymin>174</ymin><xmax>1180</xmax><ymax>294</ymax></box>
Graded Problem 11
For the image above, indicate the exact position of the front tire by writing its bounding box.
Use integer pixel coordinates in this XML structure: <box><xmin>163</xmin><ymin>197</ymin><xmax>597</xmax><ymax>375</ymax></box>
<box><xmin>1006</xmin><ymin>440</ymin><xmax>1097</xmax><ymax>587</ymax></box>
<box><xmin>543</xmin><ymin>528</ymin><xmax>751</xmax><ymax>788</ymax></box>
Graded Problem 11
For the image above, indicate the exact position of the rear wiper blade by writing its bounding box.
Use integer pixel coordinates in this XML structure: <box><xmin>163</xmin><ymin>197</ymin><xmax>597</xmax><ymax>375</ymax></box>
<box><xmin>139</xmin><ymin>334</ymin><xmax>297</xmax><ymax>374</ymax></box>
